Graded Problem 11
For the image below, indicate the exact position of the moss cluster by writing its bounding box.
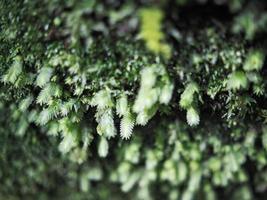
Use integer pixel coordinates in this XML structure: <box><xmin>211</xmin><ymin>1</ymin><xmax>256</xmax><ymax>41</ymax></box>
<box><xmin>1</xmin><ymin>0</ymin><xmax>267</xmax><ymax>199</ymax></box>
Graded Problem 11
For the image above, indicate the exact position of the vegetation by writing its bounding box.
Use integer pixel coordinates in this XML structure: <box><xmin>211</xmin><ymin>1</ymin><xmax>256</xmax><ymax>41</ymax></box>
<box><xmin>1</xmin><ymin>0</ymin><xmax>267</xmax><ymax>199</ymax></box>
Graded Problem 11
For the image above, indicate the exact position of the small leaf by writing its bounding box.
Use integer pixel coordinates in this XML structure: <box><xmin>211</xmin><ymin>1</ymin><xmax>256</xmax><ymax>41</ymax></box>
<box><xmin>96</xmin><ymin>108</ymin><xmax>117</xmax><ymax>138</ymax></box>
<box><xmin>243</xmin><ymin>50</ymin><xmax>265</xmax><ymax>71</ymax></box>
<box><xmin>3</xmin><ymin>56</ymin><xmax>23</xmax><ymax>84</ymax></box>
<box><xmin>36</xmin><ymin>109</ymin><xmax>53</xmax><ymax>125</ymax></box>
<box><xmin>59</xmin><ymin>134</ymin><xmax>76</xmax><ymax>154</ymax></box>
<box><xmin>36</xmin><ymin>67</ymin><xmax>54</xmax><ymax>87</ymax></box>
<box><xmin>227</xmin><ymin>71</ymin><xmax>248</xmax><ymax>90</ymax></box>
<box><xmin>19</xmin><ymin>96</ymin><xmax>33</xmax><ymax>111</ymax></box>
<box><xmin>186</xmin><ymin>107</ymin><xmax>200</xmax><ymax>126</ymax></box>
<box><xmin>91</xmin><ymin>90</ymin><xmax>113</xmax><ymax>109</ymax></box>
<box><xmin>180</xmin><ymin>82</ymin><xmax>199</xmax><ymax>109</ymax></box>
<box><xmin>116</xmin><ymin>94</ymin><xmax>128</xmax><ymax>117</ymax></box>
<box><xmin>159</xmin><ymin>83</ymin><xmax>174</xmax><ymax>104</ymax></box>
<box><xmin>120</xmin><ymin>112</ymin><xmax>135</xmax><ymax>140</ymax></box>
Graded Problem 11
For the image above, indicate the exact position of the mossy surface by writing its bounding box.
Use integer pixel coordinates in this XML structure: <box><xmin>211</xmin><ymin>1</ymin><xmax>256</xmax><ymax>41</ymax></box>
<box><xmin>1</xmin><ymin>0</ymin><xmax>267</xmax><ymax>199</ymax></box>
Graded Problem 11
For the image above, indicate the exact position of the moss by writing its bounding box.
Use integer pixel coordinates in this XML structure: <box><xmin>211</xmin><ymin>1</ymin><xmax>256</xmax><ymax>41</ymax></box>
<box><xmin>1</xmin><ymin>0</ymin><xmax>267</xmax><ymax>199</ymax></box>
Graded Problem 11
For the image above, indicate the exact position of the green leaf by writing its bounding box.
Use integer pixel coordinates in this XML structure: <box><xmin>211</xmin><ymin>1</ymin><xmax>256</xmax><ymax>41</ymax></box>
<box><xmin>120</xmin><ymin>112</ymin><xmax>135</xmax><ymax>140</ymax></box>
<box><xmin>36</xmin><ymin>67</ymin><xmax>54</xmax><ymax>87</ymax></box>
<box><xmin>179</xmin><ymin>82</ymin><xmax>199</xmax><ymax>109</ymax></box>
<box><xmin>159</xmin><ymin>82</ymin><xmax>174</xmax><ymax>104</ymax></box>
<box><xmin>186</xmin><ymin>107</ymin><xmax>200</xmax><ymax>126</ymax></box>
<box><xmin>96</xmin><ymin>108</ymin><xmax>117</xmax><ymax>138</ymax></box>
<box><xmin>2</xmin><ymin>56</ymin><xmax>23</xmax><ymax>84</ymax></box>
<box><xmin>116</xmin><ymin>94</ymin><xmax>128</xmax><ymax>117</ymax></box>
<box><xmin>243</xmin><ymin>50</ymin><xmax>265</xmax><ymax>71</ymax></box>
<box><xmin>91</xmin><ymin>90</ymin><xmax>113</xmax><ymax>109</ymax></box>
<box><xmin>227</xmin><ymin>71</ymin><xmax>248</xmax><ymax>90</ymax></box>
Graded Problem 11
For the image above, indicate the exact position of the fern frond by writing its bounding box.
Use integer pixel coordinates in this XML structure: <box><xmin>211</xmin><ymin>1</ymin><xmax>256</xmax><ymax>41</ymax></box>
<box><xmin>58</xmin><ymin>134</ymin><xmax>77</xmax><ymax>154</ymax></box>
<box><xmin>186</xmin><ymin>107</ymin><xmax>200</xmax><ymax>126</ymax></box>
<box><xmin>36</xmin><ymin>102</ymin><xmax>61</xmax><ymax>125</ymax></box>
<box><xmin>61</xmin><ymin>99</ymin><xmax>76</xmax><ymax>116</ymax></box>
<box><xmin>140</xmin><ymin>67</ymin><xmax>157</xmax><ymax>88</ymax></box>
<box><xmin>2</xmin><ymin>56</ymin><xmax>23</xmax><ymax>84</ymax></box>
<box><xmin>36</xmin><ymin>108</ymin><xmax>54</xmax><ymax>125</ymax></box>
<box><xmin>136</xmin><ymin>111</ymin><xmax>149</xmax><ymax>125</ymax></box>
<box><xmin>116</xmin><ymin>94</ymin><xmax>128</xmax><ymax>117</ymax></box>
<box><xmin>120</xmin><ymin>112</ymin><xmax>135</xmax><ymax>140</ymax></box>
<box><xmin>136</xmin><ymin>105</ymin><xmax>158</xmax><ymax>126</ymax></box>
<box><xmin>91</xmin><ymin>90</ymin><xmax>113</xmax><ymax>109</ymax></box>
<box><xmin>179</xmin><ymin>82</ymin><xmax>199</xmax><ymax>109</ymax></box>
<box><xmin>37</xmin><ymin>84</ymin><xmax>53</xmax><ymax>105</ymax></box>
<box><xmin>133</xmin><ymin>65</ymin><xmax>171</xmax><ymax>126</ymax></box>
<box><xmin>133</xmin><ymin>88</ymin><xmax>159</xmax><ymax>113</ymax></box>
<box><xmin>36</xmin><ymin>67</ymin><xmax>54</xmax><ymax>87</ymax></box>
<box><xmin>227</xmin><ymin>71</ymin><xmax>248</xmax><ymax>90</ymax></box>
<box><xmin>36</xmin><ymin>83</ymin><xmax>62</xmax><ymax>105</ymax></box>
<box><xmin>96</xmin><ymin>108</ymin><xmax>117</xmax><ymax>138</ymax></box>
<box><xmin>159</xmin><ymin>83</ymin><xmax>174</xmax><ymax>104</ymax></box>
<box><xmin>133</xmin><ymin>67</ymin><xmax>157</xmax><ymax>113</ymax></box>
<box><xmin>19</xmin><ymin>95</ymin><xmax>33</xmax><ymax>111</ymax></box>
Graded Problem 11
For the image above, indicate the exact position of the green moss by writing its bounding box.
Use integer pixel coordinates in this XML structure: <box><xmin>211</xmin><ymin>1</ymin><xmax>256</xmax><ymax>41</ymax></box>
<box><xmin>1</xmin><ymin>0</ymin><xmax>267</xmax><ymax>199</ymax></box>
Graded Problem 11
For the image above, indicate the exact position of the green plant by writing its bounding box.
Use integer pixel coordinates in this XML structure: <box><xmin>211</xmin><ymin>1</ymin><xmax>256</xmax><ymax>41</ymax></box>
<box><xmin>1</xmin><ymin>0</ymin><xmax>267</xmax><ymax>199</ymax></box>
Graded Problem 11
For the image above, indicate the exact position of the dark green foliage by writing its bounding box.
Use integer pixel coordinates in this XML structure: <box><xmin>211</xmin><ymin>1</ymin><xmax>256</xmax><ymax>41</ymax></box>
<box><xmin>1</xmin><ymin>0</ymin><xmax>267</xmax><ymax>199</ymax></box>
